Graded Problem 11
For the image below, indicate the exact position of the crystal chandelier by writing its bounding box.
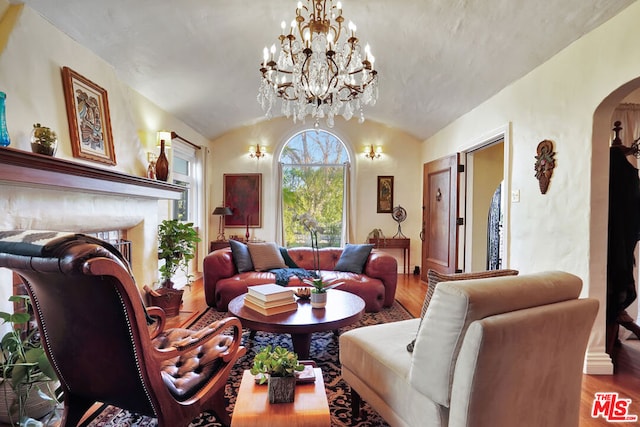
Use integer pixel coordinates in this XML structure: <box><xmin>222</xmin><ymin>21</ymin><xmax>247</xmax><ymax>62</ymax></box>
<box><xmin>258</xmin><ymin>0</ymin><xmax>378</xmax><ymax>128</ymax></box>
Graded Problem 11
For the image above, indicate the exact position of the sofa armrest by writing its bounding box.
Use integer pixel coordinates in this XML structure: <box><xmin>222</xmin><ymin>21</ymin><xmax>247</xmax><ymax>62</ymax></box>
<box><xmin>364</xmin><ymin>250</ymin><xmax>398</xmax><ymax>307</ymax></box>
<box><xmin>203</xmin><ymin>248</ymin><xmax>236</xmax><ymax>307</ymax></box>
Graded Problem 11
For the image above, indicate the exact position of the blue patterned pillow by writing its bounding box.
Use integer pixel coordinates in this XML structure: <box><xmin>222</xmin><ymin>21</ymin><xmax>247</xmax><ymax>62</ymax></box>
<box><xmin>334</xmin><ymin>243</ymin><xmax>374</xmax><ymax>274</ymax></box>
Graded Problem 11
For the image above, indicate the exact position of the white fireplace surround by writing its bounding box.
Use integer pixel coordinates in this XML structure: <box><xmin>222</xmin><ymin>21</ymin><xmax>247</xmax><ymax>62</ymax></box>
<box><xmin>0</xmin><ymin>147</ymin><xmax>184</xmax><ymax>311</ymax></box>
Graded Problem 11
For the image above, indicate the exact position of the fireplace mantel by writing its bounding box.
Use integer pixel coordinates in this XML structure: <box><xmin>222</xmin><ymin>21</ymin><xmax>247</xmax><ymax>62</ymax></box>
<box><xmin>0</xmin><ymin>147</ymin><xmax>183</xmax><ymax>200</ymax></box>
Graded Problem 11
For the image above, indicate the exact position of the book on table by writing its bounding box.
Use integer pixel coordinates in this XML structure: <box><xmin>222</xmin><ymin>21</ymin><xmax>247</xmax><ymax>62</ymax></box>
<box><xmin>244</xmin><ymin>293</ymin><xmax>295</xmax><ymax>308</ymax></box>
<box><xmin>247</xmin><ymin>284</ymin><xmax>295</xmax><ymax>302</ymax></box>
<box><xmin>243</xmin><ymin>297</ymin><xmax>298</xmax><ymax>316</ymax></box>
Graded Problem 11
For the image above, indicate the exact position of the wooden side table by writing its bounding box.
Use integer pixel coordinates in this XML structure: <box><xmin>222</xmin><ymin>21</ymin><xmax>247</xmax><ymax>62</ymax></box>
<box><xmin>368</xmin><ymin>238</ymin><xmax>410</xmax><ymax>274</ymax></box>
<box><xmin>209</xmin><ymin>240</ymin><xmax>231</xmax><ymax>252</ymax></box>
<box><xmin>231</xmin><ymin>368</ymin><xmax>330</xmax><ymax>426</ymax></box>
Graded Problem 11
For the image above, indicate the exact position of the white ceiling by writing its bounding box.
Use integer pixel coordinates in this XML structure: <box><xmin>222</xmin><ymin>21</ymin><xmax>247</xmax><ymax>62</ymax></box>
<box><xmin>16</xmin><ymin>0</ymin><xmax>635</xmax><ymax>141</ymax></box>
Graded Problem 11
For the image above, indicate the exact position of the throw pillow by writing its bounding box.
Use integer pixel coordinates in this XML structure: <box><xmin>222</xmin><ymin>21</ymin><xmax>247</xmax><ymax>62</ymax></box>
<box><xmin>279</xmin><ymin>246</ymin><xmax>299</xmax><ymax>268</ymax></box>
<box><xmin>334</xmin><ymin>243</ymin><xmax>374</xmax><ymax>274</ymax></box>
<box><xmin>247</xmin><ymin>242</ymin><xmax>288</xmax><ymax>271</ymax></box>
<box><xmin>406</xmin><ymin>268</ymin><xmax>519</xmax><ymax>352</ymax></box>
<box><xmin>229</xmin><ymin>240</ymin><xmax>254</xmax><ymax>273</ymax></box>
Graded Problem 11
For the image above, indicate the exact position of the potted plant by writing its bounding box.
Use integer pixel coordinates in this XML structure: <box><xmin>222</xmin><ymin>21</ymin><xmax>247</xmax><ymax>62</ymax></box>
<box><xmin>30</xmin><ymin>123</ymin><xmax>58</xmax><ymax>156</ymax></box>
<box><xmin>146</xmin><ymin>219</ymin><xmax>201</xmax><ymax>317</ymax></box>
<box><xmin>250</xmin><ymin>345</ymin><xmax>304</xmax><ymax>404</ymax></box>
<box><xmin>0</xmin><ymin>295</ymin><xmax>59</xmax><ymax>426</ymax></box>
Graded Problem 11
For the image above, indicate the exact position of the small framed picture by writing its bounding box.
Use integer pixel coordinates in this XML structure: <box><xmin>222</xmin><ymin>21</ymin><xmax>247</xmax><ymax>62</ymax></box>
<box><xmin>224</xmin><ymin>173</ymin><xmax>262</xmax><ymax>227</ymax></box>
<box><xmin>61</xmin><ymin>66</ymin><xmax>116</xmax><ymax>165</ymax></box>
<box><xmin>377</xmin><ymin>176</ymin><xmax>394</xmax><ymax>213</ymax></box>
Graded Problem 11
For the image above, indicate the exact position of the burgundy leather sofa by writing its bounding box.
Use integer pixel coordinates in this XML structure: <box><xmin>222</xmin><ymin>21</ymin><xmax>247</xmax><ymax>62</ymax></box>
<box><xmin>203</xmin><ymin>247</ymin><xmax>398</xmax><ymax>312</ymax></box>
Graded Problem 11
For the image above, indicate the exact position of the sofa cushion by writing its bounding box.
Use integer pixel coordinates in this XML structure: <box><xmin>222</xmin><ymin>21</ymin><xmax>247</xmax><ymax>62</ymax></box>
<box><xmin>229</xmin><ymin>240</ymin><xmax>254</xmax><ymax>273</ymax></box>
<box><xmin>406</xmin><ymin>269</ymin><xmax>519</xmax><ymax>352</ymax></box>
<box><xmin>279</xmin><ymin>246</ymin><xmax>299</xmax><ymax>268</ymax></box>
<box><xmin>334</xmin><ymin>243</ymin><xmax>374</xmax><ymax>274</ymax></box>
<box><xmin>247</xmin><ymin>242</ymin><xmax>287</xmax><ymax>271</ymax></box>
<box><xmin>409</xmin><ymin>271</ymin><xmax>582</xmax><ymax>408</ymax></box>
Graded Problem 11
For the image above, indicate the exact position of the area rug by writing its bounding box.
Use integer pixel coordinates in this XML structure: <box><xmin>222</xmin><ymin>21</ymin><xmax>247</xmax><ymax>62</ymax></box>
<box><xmin>80</xmin><ymin>302</ymin><xmax>413</xmax><ymax>427</ymax></box>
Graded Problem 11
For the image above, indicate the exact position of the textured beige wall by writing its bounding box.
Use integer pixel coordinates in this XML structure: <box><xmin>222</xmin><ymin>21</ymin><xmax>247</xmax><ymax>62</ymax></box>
<box><xmin>0</xmin><ymin>5</ymin><xmax>210</xmax><ymax>304</ymax></box>
<box><xmin>421</xmin><ymin>1</ymin><xmax>640</xmax><ymax>373</ymax></box>
<box><xmin>208</xmin><ymin>117</ymin><xmax>423</xmax><ymax>271</ymax></box>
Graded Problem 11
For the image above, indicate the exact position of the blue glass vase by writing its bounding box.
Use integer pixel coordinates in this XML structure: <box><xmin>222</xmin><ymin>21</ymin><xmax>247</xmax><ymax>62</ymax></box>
<box><xmin>0</xmin><ymin>92</ymin><xmax>10</xmax><ymax>147</ymax></box>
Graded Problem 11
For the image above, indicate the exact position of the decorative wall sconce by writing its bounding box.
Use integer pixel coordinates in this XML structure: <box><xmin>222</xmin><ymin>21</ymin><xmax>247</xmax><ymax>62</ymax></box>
<box><xmin>249</xmin><ymin>144</ymin><xmax>266</xmax><ymax>159</ymax></box>
<box><xmin>364</xmin><ymin>145</ymin><xmax>382</xmax><ymax>160</ymax></box>
<box><xmin>534</xmin><ymin>139</ymin><xmax>556</xmax><ymax>194</ymax></box>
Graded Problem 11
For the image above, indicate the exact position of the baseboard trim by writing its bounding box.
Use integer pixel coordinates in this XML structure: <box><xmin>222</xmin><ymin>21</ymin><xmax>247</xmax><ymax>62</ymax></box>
<box><xmin>584</xmin><ymin>350</ymin><xmax>614</xmax><ymax>375</ymax></box>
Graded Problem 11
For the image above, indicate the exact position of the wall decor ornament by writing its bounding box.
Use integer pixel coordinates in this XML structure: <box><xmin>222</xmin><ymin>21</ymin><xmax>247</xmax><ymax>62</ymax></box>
<box><xmin>377</xmin><ymin>176</ymin><xmax>394</xmax><ymax>213</ymax></box>
<box><xmin>61</xmin><ymin>66</ymin><xmax>116</xmax><ymax>165</ymax></box>
<box><xmin>534</xmin><ymin>139</ymin><xmax>556</xmax><ymax>194</ymax></box>
<box><xmin>224</xmin><ymin>173</ymin><xmax>262</xmax><ymax>228</ymax></box>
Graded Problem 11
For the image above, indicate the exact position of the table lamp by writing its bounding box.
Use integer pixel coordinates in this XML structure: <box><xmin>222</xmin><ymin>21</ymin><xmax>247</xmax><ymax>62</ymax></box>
<box><xmin>213</xmin><ymin>206</ymin><xmax>233</xmax><ymax>241</ymax></box>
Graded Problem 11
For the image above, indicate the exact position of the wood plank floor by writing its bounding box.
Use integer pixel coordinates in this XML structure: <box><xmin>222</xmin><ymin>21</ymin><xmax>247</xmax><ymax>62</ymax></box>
<box><xmin>83</xmin><ymin>274</ymin><xmax>640</xmax><ymax>426</ymax></box>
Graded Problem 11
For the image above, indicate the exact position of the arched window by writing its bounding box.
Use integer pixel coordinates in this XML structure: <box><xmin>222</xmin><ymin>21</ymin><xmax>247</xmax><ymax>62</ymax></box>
<box><xmin>278</xmin><ymin>130</ymin><xmax>350</xmax><ymax>248</ymax></box>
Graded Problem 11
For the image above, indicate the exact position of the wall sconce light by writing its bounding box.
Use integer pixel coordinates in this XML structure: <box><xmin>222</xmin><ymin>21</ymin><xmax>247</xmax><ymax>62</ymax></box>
<box><xmin>212</xmin><ymin>205</ymin><xmax>234</xmax><ymax>241</ymax></box>
<box><xmin>156</xmin><ymin>131</ymin><xmax>172</xmax><ymax>148</ymax></box>
<box><xmin>249</xmin><ymin>144</ymin><xmax>266</xmax><ymax>159</ymax></box>
<box><xmin>364</xmin><ymin>145</ymin><xmax>382</xmax><ymax>160</ymax></box>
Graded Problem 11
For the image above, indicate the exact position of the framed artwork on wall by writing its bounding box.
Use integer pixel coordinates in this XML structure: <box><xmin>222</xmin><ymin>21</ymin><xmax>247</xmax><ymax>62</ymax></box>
<box><xmin>61</xmin><ymin>66</ymin><xmax>116</xmax><ymax>165</ymax></box>
<box><xmin>377</xmin><ymin>175</ymin><xmax>394</xmax><ymax>213</ymax></box>
<box><xmin>224</xmin><ymin>173</ymin><xmax>262</xmax><ymax>227</ymax></box>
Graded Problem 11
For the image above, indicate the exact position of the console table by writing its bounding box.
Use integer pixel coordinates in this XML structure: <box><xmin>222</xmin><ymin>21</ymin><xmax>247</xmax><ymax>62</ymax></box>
<box><xmin>368</xmin><ymin>238</ymin><xmax>410</xmax><ymax>274</ymax></box>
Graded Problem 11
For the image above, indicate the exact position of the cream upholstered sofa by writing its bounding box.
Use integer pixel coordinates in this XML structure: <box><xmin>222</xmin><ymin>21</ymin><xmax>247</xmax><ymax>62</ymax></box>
<box><xmin>339</xmin><ymin>271</ymin><xmax>598</xmax><ymax>427</ymax></box>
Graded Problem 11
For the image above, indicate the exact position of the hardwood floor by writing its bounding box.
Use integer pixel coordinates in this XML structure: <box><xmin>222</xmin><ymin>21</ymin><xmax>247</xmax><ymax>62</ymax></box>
<box><xmin>178</xmin><ymin>274</ymin><xmax>640</xmax><ymax>426</ymax></box>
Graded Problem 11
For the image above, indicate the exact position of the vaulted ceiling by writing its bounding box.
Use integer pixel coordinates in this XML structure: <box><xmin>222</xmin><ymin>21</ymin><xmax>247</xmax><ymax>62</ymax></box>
<box><xmin>18</xmin><ymin>0</ymin><xmax>634</xmax><ymax>141</ymax></box>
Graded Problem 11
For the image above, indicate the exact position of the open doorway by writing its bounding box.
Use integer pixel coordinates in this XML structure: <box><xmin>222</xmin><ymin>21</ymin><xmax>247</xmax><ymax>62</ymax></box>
<box><xmin>464</xmin><ymin>140</ymin><xmax>506</xmax><ymax>272</ymax></box>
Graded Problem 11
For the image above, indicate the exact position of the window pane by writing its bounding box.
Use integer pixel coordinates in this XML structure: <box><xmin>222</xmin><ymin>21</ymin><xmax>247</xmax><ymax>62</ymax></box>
<box><xmin>281</xmin><ymin>130</ymin><xmax>348</xmax><ymax>248</ymax></box>
<box><xmin>283</xmin><ymin>165</ymin><xmax>343</xmax><ymax>248</ymax></box>
<box><xmin>172</xmin><ymin>179</ymin><xmax>189</xmax><ymax>221</ymax></box>
<box><xmin>173</xmin><ymin>156</ymin><xmax>189</xmax><ymax>175</ymax></box>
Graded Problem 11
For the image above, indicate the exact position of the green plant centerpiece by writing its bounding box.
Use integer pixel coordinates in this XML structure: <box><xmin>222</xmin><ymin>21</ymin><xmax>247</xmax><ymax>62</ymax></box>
<box><xmin>30</xmin><ymin>123</ymin><xmax>58</xmax><ymax>156</ymax></box>
<box><xmin>147</xmin><ymin>219</ymin><xmax>201</xmax><ymax>317</ymax></box>
<box><xmin>0</xmin><ymin>295</ymin><xmax>59</xmax><ymax>426</ymax></box>
<box><xmin>250</xmin><ymin>345</ymin><xmax>304</xmax><ymax>404</ymax></box>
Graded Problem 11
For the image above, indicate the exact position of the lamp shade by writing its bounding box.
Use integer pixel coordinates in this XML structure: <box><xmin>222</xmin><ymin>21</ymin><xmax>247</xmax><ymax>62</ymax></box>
<box><xmin>213</xmin><ymin>206</ymin><xmax>233</xmax><ymax>216</ymax></box>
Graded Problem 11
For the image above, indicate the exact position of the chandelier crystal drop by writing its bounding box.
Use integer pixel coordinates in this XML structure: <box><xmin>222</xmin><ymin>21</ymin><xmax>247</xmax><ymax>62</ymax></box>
<box><xmin>258</xmin><ymin>0</ymin><xmax>378</xmax><ymax>128</ymax></box>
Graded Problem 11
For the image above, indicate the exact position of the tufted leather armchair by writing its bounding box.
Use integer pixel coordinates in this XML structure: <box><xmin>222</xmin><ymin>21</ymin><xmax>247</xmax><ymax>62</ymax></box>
<box><xmin>0</xmin><ymin>230</ymin><xmax>245</xmax><ymax>427</ymax></box>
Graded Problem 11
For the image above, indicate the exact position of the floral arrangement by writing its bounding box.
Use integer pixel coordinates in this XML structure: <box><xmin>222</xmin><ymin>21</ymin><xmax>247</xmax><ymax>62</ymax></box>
<box><xmin>294</xmin><ymin>213</ymin><xmax>342</xmax><ymax>294</ymax></box>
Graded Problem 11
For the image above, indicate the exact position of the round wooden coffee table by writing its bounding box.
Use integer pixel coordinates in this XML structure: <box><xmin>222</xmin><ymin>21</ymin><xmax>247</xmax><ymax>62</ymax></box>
<box><xmin>228</xmin><ymin>289</ymin><xmax>365</xmax><ymax>359</ymax></box>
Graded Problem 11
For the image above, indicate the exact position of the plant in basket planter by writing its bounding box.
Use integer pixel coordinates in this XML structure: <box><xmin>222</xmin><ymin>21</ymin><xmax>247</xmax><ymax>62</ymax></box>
<box><xmin>0</xmin><ymin>295</ymin><xmax>60</xmax><ymax>426</ymax></box>
<box><xmin>250</xmin><ymin>345</ymin><xmax>304</xmax><ymax>404</ymax></box>
<box><xmin>145</xmin><ymin>219</ymin><xmax>201</xmax><ymax>317</ymax></box>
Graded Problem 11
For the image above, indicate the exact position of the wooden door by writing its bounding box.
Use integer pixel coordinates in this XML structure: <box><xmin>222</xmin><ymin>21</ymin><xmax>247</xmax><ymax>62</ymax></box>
<box><xmin>421</xmin><ymin>154</ymin><xmax>461</xmax><ymax>280</ymax></box>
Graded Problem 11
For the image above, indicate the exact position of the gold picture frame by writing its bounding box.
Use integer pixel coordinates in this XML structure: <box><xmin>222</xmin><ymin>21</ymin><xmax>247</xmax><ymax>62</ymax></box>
<box><xmin>61</xmin><ymin>66</ymin><xmax>116</xmax><ymax>165</ymax></box>
<box><xmin>377</xmin><ymin>176</ymin><xmax>394</xmax><ymax>213</ymax></box>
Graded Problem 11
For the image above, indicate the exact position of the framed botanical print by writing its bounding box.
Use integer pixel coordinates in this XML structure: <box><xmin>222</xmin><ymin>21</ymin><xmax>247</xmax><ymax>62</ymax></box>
<box><xmin>224</xmin><ymin>173</ymin><xmax>262</xmax><ymax>227</ymax></box>
<box><xmin>61</xmin><ymin>66</ymin><xmax>116</xmax><ymax>165</ymax></box>
<box><xmin>377</xmin><ymin>175</ymin><xmax>394</xmax><ymax>213</ymax></box>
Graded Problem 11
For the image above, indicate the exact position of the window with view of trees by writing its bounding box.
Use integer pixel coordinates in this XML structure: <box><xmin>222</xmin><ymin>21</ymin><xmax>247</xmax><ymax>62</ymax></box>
<box><xmin>281</xmin><ymin>130</ymin><xmax>350</xmax><ymax>248</ymax></box>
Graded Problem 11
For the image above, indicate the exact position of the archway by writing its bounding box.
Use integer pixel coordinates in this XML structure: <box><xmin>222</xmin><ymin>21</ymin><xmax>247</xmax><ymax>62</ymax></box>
<box><xmin>590</xmin><ymin>76</ymin><xmax>640</xmax><ymax>374</ymax></box>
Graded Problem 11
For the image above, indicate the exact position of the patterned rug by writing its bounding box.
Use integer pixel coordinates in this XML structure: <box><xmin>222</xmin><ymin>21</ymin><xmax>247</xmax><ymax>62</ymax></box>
<box><xmin>79</xmin><ymin>302</ymin><xmax>413</xmax><ymax>427</ymax></box>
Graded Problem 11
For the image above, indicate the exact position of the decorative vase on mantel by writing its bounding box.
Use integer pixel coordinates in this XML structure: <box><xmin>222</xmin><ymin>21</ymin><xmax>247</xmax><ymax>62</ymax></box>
<box><xmin>0</xmin><ymin>92</ymin><xmax>11</xmax><ymax>147</ymax></box>
<box><xmin>155</xmin><ymin>139</ymin><xmax>169</xmax><ymax>181</ymax></box>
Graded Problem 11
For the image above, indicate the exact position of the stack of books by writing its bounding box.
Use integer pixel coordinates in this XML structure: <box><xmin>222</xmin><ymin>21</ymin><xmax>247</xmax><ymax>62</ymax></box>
<box><xmin>244</xmin><ymin>284</ymin><xmax>298</xmax><ymax>316</ymax></box>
